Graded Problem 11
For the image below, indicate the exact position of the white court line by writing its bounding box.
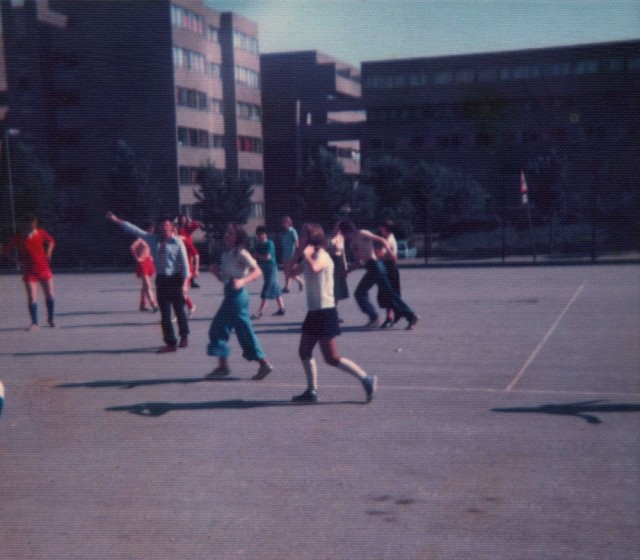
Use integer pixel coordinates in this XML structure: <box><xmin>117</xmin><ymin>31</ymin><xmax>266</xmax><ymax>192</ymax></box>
<box><xmin>506</xmin><ymin>281</ymin><xmax>586</xmax><ymax>392</ymax></box>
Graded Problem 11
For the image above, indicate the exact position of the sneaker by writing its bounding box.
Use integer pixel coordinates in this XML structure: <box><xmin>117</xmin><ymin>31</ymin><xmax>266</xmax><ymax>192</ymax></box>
<box><xmin>298</xmin><ymin>280</ymin><xmax>304</xmax><ymax>292</ymax></box>
<box><xmin>272</xmin><ymin>308</ymin><xmax>285</xmax><ymax>316</ymax></box>
<box><xmin>363</xmin><ymin>318</ymin><xmax>380</xmax><ymax>329</ymax></box>
<box><xmin>178</xmin><ymin>337</ymin><xmax>188</xmax><ymax>348</ymax></box>
<box><xmin>157</xmin><ymin>345</ymin><xmax>177</xmax><ymax>353</ymax></box>
<box><xmin>291</xmin><ymin>389</ymin><xmax>318</xmax><ymax>403</ymax></box>
<box><xmin>139</xmin><ymin>306</ymin><xmax>149</xmax><ymax>312</ymax></box>
<box><xmin>48</xmin><ymin>320</ymin><xmax>57</xmax><ymax>329</ymax></box>
<box><xmin>252</xmin><ymin>362</ymin><xmax>273</xmax><ymax>380</ymax></box>
<box><xmin>191</xmin><ymin>281</ymin><xmax>200</xmax><ymax>289</ymax></box>
<box><xmin>362</xmin><ymin>375</ymin><xmax>378</xmax><ymax>403</ymax></box>
<box><xmin>188</xmin><ymin>304</ymin><xmax>196</xmax><ymax>318</ymax></box>
<box><xmin>380</xmin><ymin>319</ymin><xmax>393</xmax><ymax>329</ymax></box>
<box><xmin>26</xmin><ymin>324</ymin><xmax>39</xmax><ymax>332</ymax></box>
<box><xmin>151</xmin><ymin>306</ymin><xmax>159</xmax><ymax>313</ymax></box>
<box><xmin>282</xmin><ymin>287</ymin><xmax>290</xmax><ymax>293</ymax></box>
<box><xmin>206</xmin><ymin>365</ymin><xmax>231</xmax><ymax>378</ymax></box>
<box><xmin>406</xmin><ymin>315</ymin><xmax>419</xmax><ymax>330</ymax></box>
<box><xmin>250</xmin><ymin>312</ymin><xmax>262</xmax><ymax>320</ymax></box>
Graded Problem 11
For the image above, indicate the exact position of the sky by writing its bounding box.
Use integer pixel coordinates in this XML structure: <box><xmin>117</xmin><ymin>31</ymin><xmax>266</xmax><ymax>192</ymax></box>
<box><xmin>207</xmin><ymin>0</ymin><xmax>640</xmax><ymax>66</ymax></box>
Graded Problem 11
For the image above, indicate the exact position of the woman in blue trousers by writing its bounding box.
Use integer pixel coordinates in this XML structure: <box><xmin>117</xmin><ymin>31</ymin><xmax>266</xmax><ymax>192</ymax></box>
<box><xmin>207</xmin><ymin>223</ymin><xmax>273</xmax><ymax>380</ymax></box>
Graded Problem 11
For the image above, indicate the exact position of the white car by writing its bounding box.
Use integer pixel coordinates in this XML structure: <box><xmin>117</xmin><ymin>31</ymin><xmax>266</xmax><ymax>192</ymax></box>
<box><xmin>396</xmin><ymin>240</ymin><xmax>417</xmax><ymax>259</ymax></box>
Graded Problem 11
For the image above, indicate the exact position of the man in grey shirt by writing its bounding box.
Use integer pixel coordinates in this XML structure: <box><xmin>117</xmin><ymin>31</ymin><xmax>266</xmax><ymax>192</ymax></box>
<box><xmin>107</xmin><ymin>212</ymin><xmax>191</xmax><ymax>352</ymax></box>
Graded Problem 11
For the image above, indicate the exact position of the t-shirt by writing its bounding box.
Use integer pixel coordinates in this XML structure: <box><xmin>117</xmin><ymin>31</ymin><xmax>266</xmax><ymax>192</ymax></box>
<box><xmin>1</xmin><ymin>229</ymin><xmax>54</xmax><ymax>279</ymax></box>
<box><xmin>303</xmin><ymin>248</ymin><xmax>335</xmax><ymax>311</ymax></box>
<box><xmin>219</xmin><ymin>248</ymin><xmax>257</xmax><ymax>284</ymax></box>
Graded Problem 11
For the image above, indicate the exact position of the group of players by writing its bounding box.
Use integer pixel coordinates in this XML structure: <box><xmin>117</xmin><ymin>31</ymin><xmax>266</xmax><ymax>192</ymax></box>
<box><xmin>1</xmin><ymin>212</ymin><xmax>419</xmax><ymax>404</ymax></box>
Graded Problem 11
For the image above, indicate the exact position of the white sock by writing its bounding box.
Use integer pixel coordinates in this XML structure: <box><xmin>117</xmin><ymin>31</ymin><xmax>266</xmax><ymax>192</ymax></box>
<box><xmin>336</xmin><ymin>357</ymin><xmax>367</xmax><ymax>380</ymax></box>
<box><xmin>302</xmin><ymin>358</ymin><xmax>318</xmax><ymax>390</ymax></box>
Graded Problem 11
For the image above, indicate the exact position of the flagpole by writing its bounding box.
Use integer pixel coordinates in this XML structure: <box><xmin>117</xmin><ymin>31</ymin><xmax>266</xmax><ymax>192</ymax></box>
<box><xmin>520</xmin><ymin>170</ymin><xmax>537</xmax><ymax>262</ymax></box>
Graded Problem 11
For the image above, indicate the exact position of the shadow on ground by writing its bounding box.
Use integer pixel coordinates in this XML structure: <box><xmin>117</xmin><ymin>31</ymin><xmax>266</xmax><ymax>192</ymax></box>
<box><xmin>492</xmin><ymin>400</ymin><xmax>640</xmax><ymax>424</ymax></box>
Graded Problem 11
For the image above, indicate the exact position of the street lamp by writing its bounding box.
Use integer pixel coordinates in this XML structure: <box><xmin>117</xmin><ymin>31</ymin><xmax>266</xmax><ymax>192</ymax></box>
<box><xmin>4</xmin><ymin>128</ymin><xmax>20</xmax><ymax>237</ymax></box>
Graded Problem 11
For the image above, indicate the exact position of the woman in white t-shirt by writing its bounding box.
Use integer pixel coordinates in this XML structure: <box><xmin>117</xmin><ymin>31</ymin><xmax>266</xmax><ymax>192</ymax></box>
<box><xmin>206</xmin><ymin>223</ymin><xmax>273</xmax><ymax>380</ymax></box>
<box><xmin>285</xmin><ymin>223</ymin><xmax>377</xmax><ymax>404</ymax></box>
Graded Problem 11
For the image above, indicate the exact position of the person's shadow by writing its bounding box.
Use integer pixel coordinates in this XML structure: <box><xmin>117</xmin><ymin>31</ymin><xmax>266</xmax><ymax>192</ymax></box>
<box><xmin>106</xmin><ymin>398</ymin><xmax>361</xmax><ymax>416</ymax></box>
<box><xmin>492</xmin><ymin>400</ymin><xmax>640</xmax><ymax>424</ymax></box>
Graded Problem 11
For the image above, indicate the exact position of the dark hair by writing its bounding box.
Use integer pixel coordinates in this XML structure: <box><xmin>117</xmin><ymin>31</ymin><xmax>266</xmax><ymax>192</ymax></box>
<box><xmin>228</xmin><ymin>222</ymin><xmax>248</xmax><ymax>248</ymax></box>
<box><xmin>301</xmin><ymin>223</ymin><xmax>326</xmax><ymax>248</ymax></box>
<box><xmin>337</xmin><ymin>220</ymin><xmax>356</xmax><ymax>235</ymax></box>
<box><xmin>380</xmin><ymin>219</ymin><xmax>394</xmax><ymax>233</ymax></box>
<box><xmin>256</xmin><ymin>225</ymin><xmax>267</xmax><ymax>235</ymax></box>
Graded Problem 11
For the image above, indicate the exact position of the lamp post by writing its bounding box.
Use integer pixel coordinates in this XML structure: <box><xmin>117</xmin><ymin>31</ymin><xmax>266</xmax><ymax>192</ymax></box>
<box><xmin>4</xmin><ymin>128</ymin><xmax>20</xmax><ymax>237</ymax></box>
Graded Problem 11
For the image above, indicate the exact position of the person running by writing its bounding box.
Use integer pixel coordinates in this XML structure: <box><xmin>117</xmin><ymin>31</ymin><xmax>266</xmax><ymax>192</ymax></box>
<box><xmin>0</xmin><ymin>214</ymin><xmax>57</xmax><ymax>330</ymax></box>
<box><xmin>280</xmin><ymin>216</ymin><xmax>304</xmax><ymax>292</ymax></box>
<box><xmin>337</xmin><ymin>220</ymin><xmax>418</xmax><ymax>330</ymax></box>
<box><xmin>252</xmin><ymin>226</ymin><xmax>285</xmax><ymax>318</ymax></box>
<box><xmin>107</xmin><ymin>212</ymin><xmax>191</xmax><ymax>352</ymax></box>
<box><xmin>206</xmin><ymin>223</ymin><xmax>273</xmax><ymax>380</ymax></box>
<box><xmin>376</xmin><ymin>219</ymin><xmax>400</xmax><ymax>328</ymax></box>
<box><xmin>286</xmin><ymin>223</ymin><xmax>377</xmax><ymax>404</ymax></box>
<box><xmin>130</xmin><ymin>222</ymin><xmax>158</xmax><ymax>312</ymax></box>
<box><xmin>176</xmin><ymin>214</ymin><xmax>203</xmax><ymax>288</ymax></box>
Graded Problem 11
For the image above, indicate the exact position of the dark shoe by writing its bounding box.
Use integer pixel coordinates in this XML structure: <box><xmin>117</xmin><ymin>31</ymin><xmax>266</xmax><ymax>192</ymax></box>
<box><xmin>362</xmin><ymin>375</ymin><xmax>378</xmax><ymax>403</ymax></box>
<box><xmin>157</xmin><ymin>345</ymin><xmax>177</xmax><ymax>353</ymax></box>
<box><xmin>48</xmin><ymin>319</ymin><xmax>57</xmax><ymax>329</ymax></box>
<box><xmin>178</xmin><ymin>337</ymin><xmax>188</xmax><ymax>348</ymax></box>
<box><xmin>139</xmin><ymin>306</ymin><xmax>149</xmax><ymax>312</ymax></box>
<box><xmin>206</xmin><ymin>365</ymin><xmax>231</xmax><ymax>378</ymax></box>
<box><xmin>363</xmin><ymin>318</ymin><xmax>380</xmax><ymax>329</ymax></box>
<box><xmin>380</xmin><ymin>319</ymin><xmax>393</xmax><ymax>329</ymax></box>
<box><xmin>292</xmin><ymin>389</ymin><xmax>318</xmax><ymax>403</ymax></box>
<box><xmin>406</xmin><ymin>315</ymin><xmax>419</xmax><ymax>330</ymax></box>
<box><xmin>252</xmin><ymin>362</ymin><xmax>273</xmax><ymax>380</ymax></box>
<box><xmin>282</xmin><ymin>287</ymin><xmax>290</xmax><ymax>293</ymax></box>
<box><xmin>250</xmin><ymin>312</ymin><xmax>262</xmax><ymax>320</ymax></box>
<box><xmin>272</xmin><ymin>308</ymin><xmax>286</xmax><ymax>316</ymax></box>
<box><xmin>191</xmin><ymin>281</ymin><xmax>200</xmax><ymax>289</ymax></box>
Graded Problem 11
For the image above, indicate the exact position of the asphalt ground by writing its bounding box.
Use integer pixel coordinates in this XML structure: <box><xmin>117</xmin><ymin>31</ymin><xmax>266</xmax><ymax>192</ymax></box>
<box><xmin>0</xmin><ymin>265</ymin><xmax>638</xmax><ymax>560</ymax></box>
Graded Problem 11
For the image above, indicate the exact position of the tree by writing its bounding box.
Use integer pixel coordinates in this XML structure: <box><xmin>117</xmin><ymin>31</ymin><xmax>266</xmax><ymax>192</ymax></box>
<box><xmin>2</xmin><ymin>141</ymin><xmax>57</xmax><ymax>236</ymax></box>
<box><xmin>192</xmin><ymin>163</ymin><xmax>253</xmax><ymax>254</ymax></box>
<box><xmin>104</xmin><ymin>140</ymin><xmax>156</xmax><ymax>224</ymax></box>
<box><xmin>360</xmin><ymin>155</ymin><xmax>411</xmax><ymax>227</ymax></box>
<box><xmin>297</xmin><ymin>146</ymin><xmax>352</xmax><ymax>229</ymax></box>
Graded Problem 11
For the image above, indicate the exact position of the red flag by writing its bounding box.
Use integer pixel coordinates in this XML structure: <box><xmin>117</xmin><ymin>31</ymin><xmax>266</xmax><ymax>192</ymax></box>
<box><xmin>520</xmin><ymin>169</ymin><xmax>529</xmax><ymax>204</ymax></box>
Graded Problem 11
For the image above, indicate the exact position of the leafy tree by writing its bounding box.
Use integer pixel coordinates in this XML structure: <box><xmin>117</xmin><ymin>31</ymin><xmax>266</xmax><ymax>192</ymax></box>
<box><xmin>2</xmin><ymin>141</ymin><xmax>57</xmax><ymax>237</ymax></box>
<box><xmin>192</xmin><ymin>163</ymin><xmax>253</xmax><ymax>253</ymax></box>
<box><xmin>360</xmin><ymin>155</ymin><xmax>411</xmax><ymax>225</ymax></box>
<box><xmin>297</xmin><ymin>146</ymin><xmax>352</xmax><ymax>229</ymax></box>
<box><xmin>104</xmin><ymin>140</ymin><xmax>155</xmax><ymax>224</ymax></box>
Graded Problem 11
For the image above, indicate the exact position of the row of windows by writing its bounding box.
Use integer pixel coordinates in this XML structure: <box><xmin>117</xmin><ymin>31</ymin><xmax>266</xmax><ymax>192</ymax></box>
<box><xmin>364</xmin><ymin>125</ymin><xmax>632</xmax><ymax>152</ymax></box>
<box><xmin>176</xmin><ymin>87</ymin><xmax>222</xmax><ymax>113</ymax></box>
<box><xmin>170</xmin><ymin>4</ymin><xmax>218</xmax><ymax>42</ymax></box>
<box><xmin>237</xmin><ymin>101</ymin><xmax>261</xmax><ymax>121</ymax></box>
<box><xmin>179</xmin><ymin>167</ymin><xmax>264</xmax><ymax>186</ymax></box>
<box><xmin>235</xmin><ymin>66</ymin><xmax>260</xmax><ymax>88</ymax></box>
<box><xmin>177</xmin><ymin>127</ymin><xmax>224</xmax><ymax>149</ymax></box>
<box><xmin>365</xmin><ymin>56</ymin><xmax>640</xmax><ymax>90</ymax></box>
<box><xmin>367</xmin><ymin>98</ymin><xmax>581</xmax><ymax>123</ymax></box>
<box><xmin>238</xmin><ymin>136</ymin><xmax>263</xmax><ymax>153</ymax></box>
<box><xmin>173</xmin><ymin>47</ymin><xmax>220</xmax><ymax>78</ymax></box>
<box><xmin>233</xmin><ymin>30</ymin><xmax>259</xmax><ymax>54</ymax></box>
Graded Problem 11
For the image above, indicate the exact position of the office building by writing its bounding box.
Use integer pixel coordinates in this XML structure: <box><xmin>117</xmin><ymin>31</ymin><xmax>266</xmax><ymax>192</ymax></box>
<box><xmin>1</xmin><ymin>0</ymin><xmax>264</xmax><ymax>263</ymax></box>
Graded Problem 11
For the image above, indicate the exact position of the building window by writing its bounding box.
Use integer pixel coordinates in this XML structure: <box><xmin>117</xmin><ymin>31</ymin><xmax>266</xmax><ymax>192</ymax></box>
<box><xmin>237</xmin><ymin>136</ymin><xmax>262</xmax><ymax>153</ymax></box>
<box><xmin>251</xmin><ymin>201</ymin><xmax>264</xmax><ymax>218</ymax></box>
<box><xmin>177</xmin><ymin>87</ymin><xmax>209</xmax><ymax>111</ymax></box>
<box><xmin>240</xmin><ymin>170</ymin><xmax>264</xmax><ymax>185</ymax></box>
<box><xmin>173</xmin><ymin>46</ymin><xmax>205</xmax><ymax>73</ymax></box>
<box><xmin>171</xmin><ymin>4</ymin><xmax>204</xmax><ymax>34</ymax></box>
<box><xmin>179</xmin><ymin>166</ymin><xmax>201</xmax><ymax>184</ymax></box>
<box><xmin>208</xmin><ymin>63</ymin><xmax>220</xmax><ymax>79</ymax></box>
<box><xmin>235</xmin><ymin>66</ymin><xmax>260</xmax><ymax>88</ymax></box>
<box><xmin>178</xmin><ymin>127</ymin><xmax>216</xmax><ymax>148</ymax></box>
<box><xmin>237</xmin><ymin>102</ymin><xmax>262</xmax><ymax>121</ymax></box>
<box><xmin>207</xmin><ymin>26</ymin><xmax>219</xmax><ymax>43</ymax></box>
<box><xmin>233</xmin><ymin>30</ymin><xmax>259</xmax><ymax>54</ymax></box>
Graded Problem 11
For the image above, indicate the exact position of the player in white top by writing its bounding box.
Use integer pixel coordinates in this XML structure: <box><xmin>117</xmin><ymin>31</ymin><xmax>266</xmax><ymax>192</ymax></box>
<box><xmin>206</xmin><ymin>223</ymin><xmax>273</xmax><ymax>380</ymax></box>
<box><xmin>285</xmin><ymin>223</ymin><xmax>377</xmax><ymax>403</ymax></box>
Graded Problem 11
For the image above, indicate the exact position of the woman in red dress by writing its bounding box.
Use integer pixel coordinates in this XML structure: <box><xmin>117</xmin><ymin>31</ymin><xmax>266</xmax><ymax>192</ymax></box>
<box><xmin>0</xmin><ymin>214</ymin><xmax>56</xmax><ymax>330</ymax></box>
<box><xmin>130</xmin><ymin>224</ymin><xmax>158</xmax><ymax>312</ymax></box>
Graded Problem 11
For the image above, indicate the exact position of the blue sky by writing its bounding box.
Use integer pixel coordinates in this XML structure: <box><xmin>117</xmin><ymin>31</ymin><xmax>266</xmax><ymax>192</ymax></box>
<box><xmin>207</xmin><ymin>0</ymin><xmax>640</xmax><ymax>66</ymax></box>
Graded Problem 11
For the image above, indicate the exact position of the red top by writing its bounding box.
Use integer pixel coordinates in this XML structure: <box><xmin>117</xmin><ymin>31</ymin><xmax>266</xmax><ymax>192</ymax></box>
<box><xmin>1</xmin><ymin>228</ymin><xmax>54</xmax><ymax>281</ymax></box>
<box><xmin>181</xmin><ymin>235</ymin><xmax>198</xmax><ymax>276</ymax></box>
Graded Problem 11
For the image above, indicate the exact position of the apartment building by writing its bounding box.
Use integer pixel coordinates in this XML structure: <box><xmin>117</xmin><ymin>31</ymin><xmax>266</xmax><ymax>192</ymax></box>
<box><xmin>1</xmin><ymin>0</ymin><xmax>264</xmax><ymax>262</ymax></box>
<box><xmin>260</xmin><ymin>51</ymin><xmax>363</xmax><ymax>228</ymax></box>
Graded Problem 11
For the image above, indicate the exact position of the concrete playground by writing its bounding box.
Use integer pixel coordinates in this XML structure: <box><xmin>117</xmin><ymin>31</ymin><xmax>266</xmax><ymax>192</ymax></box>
<box><xmin>0</xmin><ymin>265</ymin><xmax>639</xmax><ymax>559</ymax></box>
